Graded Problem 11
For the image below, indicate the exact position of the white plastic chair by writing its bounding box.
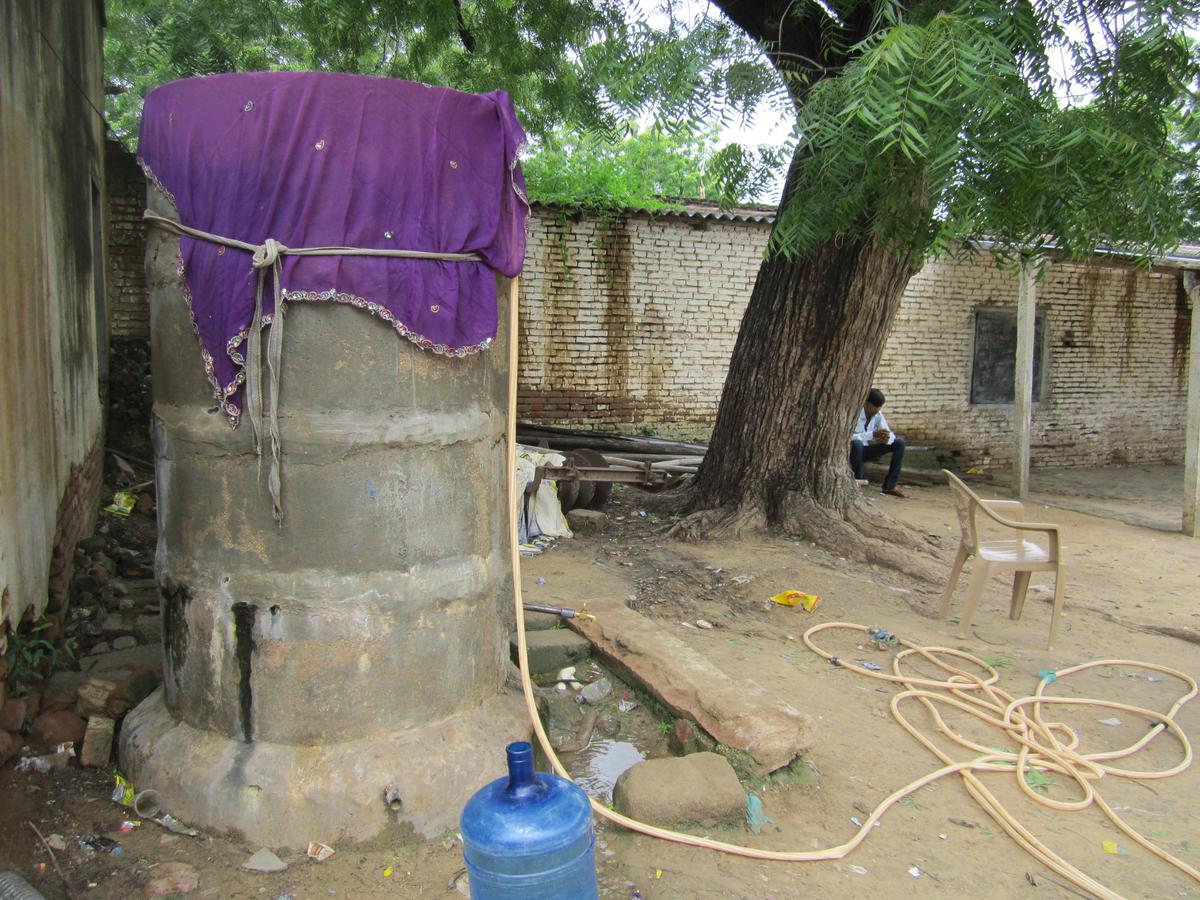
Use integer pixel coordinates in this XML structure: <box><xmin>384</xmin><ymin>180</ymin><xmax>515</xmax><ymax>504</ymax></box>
<box><xmin>939</xmin><ymin>470</ymin><xmax>1066</xmax><ymax>649</ymax></box>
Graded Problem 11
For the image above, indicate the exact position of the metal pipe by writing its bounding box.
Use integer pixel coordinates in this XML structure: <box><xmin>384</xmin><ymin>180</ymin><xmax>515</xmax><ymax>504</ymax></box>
<box><xmin>522</xmin><ymin>603</ymin><xmax>577</xmax><ymax>619</ymax></box>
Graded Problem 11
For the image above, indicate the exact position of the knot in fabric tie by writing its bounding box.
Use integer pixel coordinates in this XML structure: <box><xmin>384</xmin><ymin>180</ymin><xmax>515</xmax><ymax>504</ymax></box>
<box><xmin>252</xmin><ymin>238</ymin><xmax>288</xmax><ymax>269</ymax></box>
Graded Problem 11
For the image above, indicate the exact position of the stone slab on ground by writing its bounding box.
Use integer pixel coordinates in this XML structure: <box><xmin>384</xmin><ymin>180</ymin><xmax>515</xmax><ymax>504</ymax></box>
<box><xmin>568</xmin><ymin>598</ymin><xmax>814</xmax><ymax>774</ymax></box>
<box><xmin>565</xmin><ymin>509</ymin><xmax>607</xmax><ymax>533</ymax></box>
<box><xmin>510</xmin><ymin>629</ymin><xmax>591</xmax><ymax>675</ymax></box>
<box><xmin>100</xmin><ymin>612</ymin><xmax>160</xmax><ymax>642</ymax></box>
<box><xmin>613</xmin><ymin>752</ymin><xmax>745</xmax><ymax>827</ymax></box>
<box><xmin>145</xmin><ymin>861</ymin><xmax>200</xmax><ymax>896</ymax></box>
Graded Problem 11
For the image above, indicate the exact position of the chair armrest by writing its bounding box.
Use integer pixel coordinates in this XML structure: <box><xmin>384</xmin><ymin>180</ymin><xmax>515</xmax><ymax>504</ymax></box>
<box><xmin>982</xmin><ymin>499</ymin><xmax>1025</xmax><ymax>520</ymax></box>
<box><xmin>976</xmin><ymin>501</ymin><xmax>1059</xmax><ymax>534</ymax></box>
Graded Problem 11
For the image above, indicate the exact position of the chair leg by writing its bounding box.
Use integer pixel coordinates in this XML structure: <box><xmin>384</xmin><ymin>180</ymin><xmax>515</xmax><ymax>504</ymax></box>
<box><xmin>939</xmin><ymin>545</ymin><xmax>969</xmax><ymax>620</ymax></box>
<box><xmin>1047</xmin><ymin>566</ymin><xmax>1066</xmax><ymax>650</ymax></box>
<box><xmin>956</xmin><ymin>563</ymin><xmax>990</xmax><ymax>640</ymax></box>
<box><xmin>1010</xmin><ymin>571</ymin><xmax>1032</xmax><ymax>620</ymax></box>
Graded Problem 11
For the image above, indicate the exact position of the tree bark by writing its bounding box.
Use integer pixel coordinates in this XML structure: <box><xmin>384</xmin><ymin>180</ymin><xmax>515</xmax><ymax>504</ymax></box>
<box><xmin>672</xmin><ymin>163</ymin><xmax>938</xmax><ymax>575</ymax></box>
<box><xmin>677</xmin><ymin>221</ymin><xmax>920</xmax><ymax>524</ymax></box>
<box><xmin>668</xmin><ymin>1</ymin><xmax>941</xmax><ymax>578</ymax></box>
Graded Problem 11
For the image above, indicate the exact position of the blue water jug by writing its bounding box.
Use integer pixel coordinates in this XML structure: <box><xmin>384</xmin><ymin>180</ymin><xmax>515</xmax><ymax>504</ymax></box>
<box><xmin>460</xmin><ymin>741</ymin><xmax>599</xmax><ymax>899</ymax></box>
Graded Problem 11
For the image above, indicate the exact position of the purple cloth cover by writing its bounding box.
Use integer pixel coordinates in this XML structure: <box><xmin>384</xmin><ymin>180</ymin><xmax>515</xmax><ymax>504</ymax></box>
<box><xmin>138</xmin><ymin>72</ymin><xmax>528</xmax><ymax>421</ymax></box>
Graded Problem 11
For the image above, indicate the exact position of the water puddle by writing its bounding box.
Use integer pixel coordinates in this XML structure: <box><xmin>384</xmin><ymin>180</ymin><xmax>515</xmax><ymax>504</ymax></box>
<box><xmin>572</xmin><ymin>740</ymin><xmax>645</xmax><ymax>803</ymax></box>
<box><xmin>541</xmin><ymin>660</ymin><xmax>670</xmax><ymax>802</ymax></box>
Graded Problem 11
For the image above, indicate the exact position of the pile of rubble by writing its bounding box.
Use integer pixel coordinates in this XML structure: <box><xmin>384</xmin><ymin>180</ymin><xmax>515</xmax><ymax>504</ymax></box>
<box><xmin>1</xmin><ymin>467</ymin><xmax>163</xmax><ymax>776</ymax></box>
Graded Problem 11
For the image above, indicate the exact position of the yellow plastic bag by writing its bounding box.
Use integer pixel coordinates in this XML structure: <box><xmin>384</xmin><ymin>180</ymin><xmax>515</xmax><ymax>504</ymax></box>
<box><xmin>770</xmin><ymin>590</ymin><xmax>820</xmax><ymax>612</ymax></box>
<box><xmin>104</xmin><ymin>491</ymin><xmax>137</xmax><ymax>517</ymax></box>
<box><xmin>112</xmin><ymin>773</ymin><xmax>136</xmax><ymax>807</ymax></box>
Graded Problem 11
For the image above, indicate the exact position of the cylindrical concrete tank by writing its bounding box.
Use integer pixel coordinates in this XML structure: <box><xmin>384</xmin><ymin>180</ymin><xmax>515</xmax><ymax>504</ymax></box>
<box><xmin>119</xmin><ymin>181</ymin><xmax>529</xmax><ymax>848</ymax></box>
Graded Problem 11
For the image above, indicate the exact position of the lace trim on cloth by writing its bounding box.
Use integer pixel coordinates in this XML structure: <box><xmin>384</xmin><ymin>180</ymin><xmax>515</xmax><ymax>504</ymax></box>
<box><xmin>139</xmin><ymin>158</ymin><xmax>493</xmax><ymax>427</ymax></box>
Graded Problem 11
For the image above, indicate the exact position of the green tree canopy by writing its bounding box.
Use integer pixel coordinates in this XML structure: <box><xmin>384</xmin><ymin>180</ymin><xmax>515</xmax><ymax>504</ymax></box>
<box><xmin>521</xmin><ymin>124</ymin><xmax>788</xmax><ymax>209</ymax></box>
<box><xmin>104</xmin><ymin>0</ymin><xmax>788</xmax><ymax>205</ymax></box>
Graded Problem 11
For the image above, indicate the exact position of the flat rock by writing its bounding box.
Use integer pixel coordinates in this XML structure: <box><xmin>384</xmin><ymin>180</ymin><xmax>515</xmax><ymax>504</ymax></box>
<box><xmin>511</xmin><ymin>629</ymin><xmax>590</xmax><ymax>675</ymax></box>
<box><xmin>47</xmin><ymin>670</ymin><xmax>86</xmax><ymax>699</ymax></box>
<box><xmin>613</xmin><ymin>752</ymin><xmax>745</xmax><ymax>827</ymax></box>
<box><xmin>76</xmin><ymin>677</ymin><xmax>120</xmax><ymax>717</ymax></box>
<box><xmin>242</xmin><ymin>848</ymin><xmax>287</xmax><ymax>873</ymax></box>
<box><xmin>0</xmin><ymin>731</ymin><xmax>19</xmax><ymax>767</ymax></box>
<box><xmin>0</xmin><ymin>697</ymin><xmax>27</xmax><ymax>732</ymax></box>
<box><xmin>81</xmin><ymin>643</ymin><xmax>163</xmax><ymax>676</ymax></box>
<box><xmin>145</xmin><ymin>861</ymin><xmax>200</xmax><ymax>896</ymax></box>
<box><xmin>100</xmin><ymin>612</ymin><xmax>161</xmax><ymax>642</ymax></box>
<box><xmin>112</xmin><ymin>635</ymin><xmax>139</xmax><ymax>651</ymax></box>
<box><xmin>568</xmin><ymin>598</ymin><xmax>814</xmax><ymax>774</ymax></box>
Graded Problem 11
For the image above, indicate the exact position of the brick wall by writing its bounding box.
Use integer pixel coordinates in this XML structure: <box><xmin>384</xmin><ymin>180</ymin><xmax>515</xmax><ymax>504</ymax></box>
<box><xmin>876</xmin><ymin>257</ymin><xmax>1188</xmax><ymax>468</ymax></box>
<box><xmin>106</xmin><ymin>164</ymin><xmax>1193</xmax><ymax>468</ymax></box>
<box><xmin>518</xmin><ymin>205</ymin><xmax>1190</xmax><ymax>468</ymax></box>
<box><xmin>518</xmin><ymin>208</ymin><xmax>770</xmax><ymax>434</ymax></box>
<box><xmin>105</xmin><ymin>139</ymin><xmax>149</xmax><ymax>339</ymax></box>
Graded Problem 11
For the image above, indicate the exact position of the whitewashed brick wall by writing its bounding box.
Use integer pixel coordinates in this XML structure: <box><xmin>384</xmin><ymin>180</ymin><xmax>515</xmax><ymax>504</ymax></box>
<box><xmin>876</xmin><ymin>256</ymin><xmax>1188</xmax><ymax>468</ymax></box>
<box><xmin>519</xmin><ymin>205</ymin><xmax>1191</xmax><ymax>468</ymax></box>
<box><xmin>108</xmin><ymin>174</ymin><xmax>1191</xmax><ymax>469</ymax></box>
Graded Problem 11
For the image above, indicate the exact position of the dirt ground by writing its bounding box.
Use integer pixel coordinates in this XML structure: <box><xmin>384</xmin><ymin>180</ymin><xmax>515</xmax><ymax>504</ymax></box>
<box><xmin>2</xmin><ymin>474</ymin><xmax>1198</xmax><ymax>899</ymax></box>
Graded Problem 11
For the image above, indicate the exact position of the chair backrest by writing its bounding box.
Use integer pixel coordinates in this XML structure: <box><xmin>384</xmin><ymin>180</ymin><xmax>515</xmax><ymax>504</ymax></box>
<box><xmin>943</xmin><ymin>469</ymin><xmax>980</xmax><ymax>552</ymax></box>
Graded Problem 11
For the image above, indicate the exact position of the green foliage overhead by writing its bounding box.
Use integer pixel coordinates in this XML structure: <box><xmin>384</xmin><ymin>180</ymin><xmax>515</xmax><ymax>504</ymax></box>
<box><xmin>761</xmin><ymin>0</ymin><xmax>1200</xmax><ymax>261</ymax></box>
<box><xmin>105</xmin><ymin>0</ymin><xmax>787</xmax><ymax>204</ymax></box>
<box><xmin>105</xmin><ymin>0</ymin><xmax>1200</xmax><ymax>261</ymax></box>
<box><xmin>522</xmin><ymin>124</ymin><xmax>787</xmax><ymax>210</ymax></box>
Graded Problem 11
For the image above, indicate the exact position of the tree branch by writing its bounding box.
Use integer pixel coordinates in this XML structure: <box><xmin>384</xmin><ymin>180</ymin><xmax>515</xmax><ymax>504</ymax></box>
<box><xmin>452</xmin><ymin>0</ymin><xmax>475</xmax><ymax>53</ymax></box>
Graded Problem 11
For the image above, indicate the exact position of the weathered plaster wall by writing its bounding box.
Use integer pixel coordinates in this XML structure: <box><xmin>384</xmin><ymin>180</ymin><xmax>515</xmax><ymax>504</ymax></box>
<box><xmin>0</xmin><ymin>0</ymin><xmax>107</xmax><ymax>640</ymax></box>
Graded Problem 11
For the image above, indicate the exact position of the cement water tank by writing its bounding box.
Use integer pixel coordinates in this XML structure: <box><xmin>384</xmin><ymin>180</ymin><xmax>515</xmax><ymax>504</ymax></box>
<box><xmin>119</xmin><ymin>72</ymin><xmax>530</xmax><ymax>847</ymax></box>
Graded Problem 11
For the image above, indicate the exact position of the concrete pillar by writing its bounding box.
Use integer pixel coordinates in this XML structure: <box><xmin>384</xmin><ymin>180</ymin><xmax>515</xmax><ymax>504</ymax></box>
<box><xmin>1184</xmin><ymin>273</ymin><xmax>1200</xmax><ymax>535</ymax></box>
<box><xmin>119</xmin><ymin>190</ymin><xmax>529</xmax><ymax>848</ymax></box>
<box><xmin>1013</xmin><ymin>257</ymin><xmax>1040</xmax><ymax>498</ymax></box>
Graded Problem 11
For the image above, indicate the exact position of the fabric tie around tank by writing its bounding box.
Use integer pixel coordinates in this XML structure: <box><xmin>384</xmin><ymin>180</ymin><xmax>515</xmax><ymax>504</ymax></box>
<box><xmin>144</xmin><ymin>212</ymin><xmax>481</xmax><ymax>523</ymax></box>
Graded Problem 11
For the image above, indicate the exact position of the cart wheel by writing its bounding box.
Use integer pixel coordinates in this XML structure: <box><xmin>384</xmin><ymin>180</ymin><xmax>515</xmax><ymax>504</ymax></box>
<box><xmin>557</xmin><ymin>477</ymin><xmax>580</xmax><ymax>513</ymax></box>
<box><xmin>574</xmin><ymin>448</ymin><xmax>613</xmax><ymax>509</ymax></box>
<box><xmin>565</xmin><ymin>451</ymin><xmax>595</xmax><ymax>510</ymax></box>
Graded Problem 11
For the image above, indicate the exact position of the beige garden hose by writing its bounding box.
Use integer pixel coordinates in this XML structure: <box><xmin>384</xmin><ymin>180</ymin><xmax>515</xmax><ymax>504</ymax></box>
<box><xmin>502</xmin><ymin>278</ymin><xmax>1199</xmax><ymax>898</ymax></box>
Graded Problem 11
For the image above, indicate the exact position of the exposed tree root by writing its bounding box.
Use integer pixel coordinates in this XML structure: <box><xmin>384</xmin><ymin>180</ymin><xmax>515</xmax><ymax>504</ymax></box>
<box><xmin>664</xmin><ymin>482</ymin><xmax>944</xmax><ymax>586</ymax></box>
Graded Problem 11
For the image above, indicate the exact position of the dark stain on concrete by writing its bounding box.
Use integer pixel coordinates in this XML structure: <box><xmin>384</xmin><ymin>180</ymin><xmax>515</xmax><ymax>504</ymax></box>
<box><xmin>160</xmin><ymin>577</ymin><xmax>190</xmax><ymax>692</ymax></box>
<box><xmin>231</xmin><ymin>601</ymin><xmax>257</xmax><ymax>742</ymax></box>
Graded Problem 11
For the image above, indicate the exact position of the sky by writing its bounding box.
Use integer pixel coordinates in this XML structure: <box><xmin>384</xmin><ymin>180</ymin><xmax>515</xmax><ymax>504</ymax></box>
<box><xmin>643</xmin><ymin>0</ymin><xmax>793</xmax><ymax>202</ymax></box>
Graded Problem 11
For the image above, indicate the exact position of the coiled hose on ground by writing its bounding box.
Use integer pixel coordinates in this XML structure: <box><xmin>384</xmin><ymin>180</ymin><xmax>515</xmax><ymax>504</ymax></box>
<box><xmin>501</xmin><ymin>278</ymin><xmax>1198</xmax><ymax>899</ymax></box>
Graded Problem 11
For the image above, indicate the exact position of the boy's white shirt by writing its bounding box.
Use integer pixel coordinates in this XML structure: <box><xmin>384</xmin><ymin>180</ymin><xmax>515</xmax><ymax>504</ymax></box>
<box><xmin>851</xmin><ymin>408</ymin><xmax>895</xmax><ymax>446</ymax></box>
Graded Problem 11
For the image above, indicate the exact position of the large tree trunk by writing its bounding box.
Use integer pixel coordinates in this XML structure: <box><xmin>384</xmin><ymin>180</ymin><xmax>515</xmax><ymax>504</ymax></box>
<box><xmin>672</xmin><ymin>177</ymin><xmax>936</xmax><ymax>575</ymax></box>
<box><xmin>669</xmin><ymin>0</ymin><xmax>940</xmax><ymax>577</ymax></box>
